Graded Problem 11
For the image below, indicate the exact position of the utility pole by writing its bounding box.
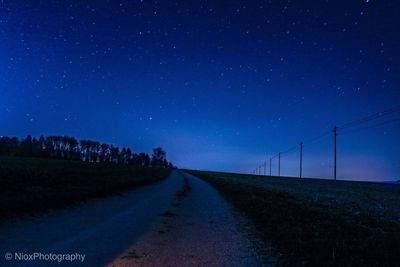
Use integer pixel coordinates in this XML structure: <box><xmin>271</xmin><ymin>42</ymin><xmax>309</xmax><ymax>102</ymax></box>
<box><xmin>264</xmin><ymin>161</ymin><xmax>266</xmax><ymax>176</ymax></box>
<box><xmin>269</xmin><ymin>158</ymin><xmax>272</xmax><ymax>176</ymax></box>
<box><xmin>278</xmin><ymin>152</ymin><xmax>281</xmax><ymax>177</ymax></box>
<box><xmin>300</xmin><ymin>141</ymin><xmax>303</xmax><ymax>178</ymax></box>
<box><xmin>333</xmin><ymin>125</ymin><xmax>337</xmax><ymax>181</ymax></box>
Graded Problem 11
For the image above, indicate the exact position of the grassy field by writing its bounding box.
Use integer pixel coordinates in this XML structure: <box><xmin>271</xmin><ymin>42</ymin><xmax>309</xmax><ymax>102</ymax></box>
<box><xmin>0</xmin><ymin>156</ymin><xmax>170</xmax><ymax>219</ymax></box>
<box><xmin>188</xmin><ymin>170</ymin><xmax>400</xmax><ymax>267</ymax></box>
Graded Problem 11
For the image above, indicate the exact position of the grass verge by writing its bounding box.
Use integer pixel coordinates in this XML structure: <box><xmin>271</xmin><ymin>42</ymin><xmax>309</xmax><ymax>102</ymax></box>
<box><xmin>188</xmin><ymin>170</ymin><xmax>400</xmax><ymax>266</ymax></box>
<box><xmin>0</xmin><ymin>156</ymin><xmax>170</xmax><ymax>219</ymax></box>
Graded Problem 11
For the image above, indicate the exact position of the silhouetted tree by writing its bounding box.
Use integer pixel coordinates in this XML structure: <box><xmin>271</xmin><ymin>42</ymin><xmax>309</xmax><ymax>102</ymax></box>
<box><xmin>69</xmin><ymin>137</ymin><xmax>80</xmax><ymax>160</ymax></box>
<box><xmin>126</xmin><ymin>148</ymin><xmax>133</xmax><ymax>164</ymax></box>
<box><xmin>0</xmin><ymin>137</ymin><xmax>19</xmax><ymax>156</ymax></box>
<box><xmin>138</xmin><ymin>152</ymin><xmax>150</xmax><ymax>167</ymax></box>
<box><xmin>0</xmin><ymin>135</ymin><xmax>169</xmax><ymax>168</ymax></box>
<box><xmin>20</xmin><ymin>135</ymin><xmax>33</xmax><ymax>156</ymax></box>
<box><xmin>38</xmin><ymin>135</ymin><xmax>46</xmax><ymax>157</ymax></box>
<box><xmin>100</xmin><ymin>143</ymin><xmax>110</xmax><ymax>163</ymax></box>
<box><xmin>151</xmin><ymin>147</ymin><xmax>167</xmax><ymax>167</ymax></box>
<box><xmin>31</xmin><ymin>137</ymin><xmax>41</xmax><ymax>157</ymax></box>
<box><xmin>110</xmin><ymin>145</ymin><xmax>119</xmax><ymax>164</ymax></box>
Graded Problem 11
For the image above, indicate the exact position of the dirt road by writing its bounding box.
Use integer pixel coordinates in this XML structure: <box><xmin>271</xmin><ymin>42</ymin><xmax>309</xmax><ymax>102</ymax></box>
<box><xmin>1</xmin><ymin>171</ymin><xmax>270</xmax><ymax>266</ymax></box>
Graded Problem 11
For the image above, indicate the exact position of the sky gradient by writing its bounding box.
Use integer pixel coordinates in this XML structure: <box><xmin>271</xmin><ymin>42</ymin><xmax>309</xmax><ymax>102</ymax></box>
<box><xmin>1</xmin><ymin>0</ymin><xmax>399</xmax><ymax>181</ymax></box>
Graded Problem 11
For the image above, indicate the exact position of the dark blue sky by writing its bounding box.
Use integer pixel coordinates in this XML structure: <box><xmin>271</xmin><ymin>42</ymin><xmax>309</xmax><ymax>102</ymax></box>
<box><xmin>1</xmin><ymin>0</ymin><xmax>399</xmax><ymax>181</ymax></box>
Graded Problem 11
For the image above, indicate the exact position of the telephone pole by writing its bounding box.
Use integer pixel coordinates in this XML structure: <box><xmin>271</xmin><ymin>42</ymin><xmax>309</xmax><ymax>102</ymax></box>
<box><xmin>333</xmin><ymin>125</ymin><xmax>337</xmax><ymax>180</ymax></box>
<box><xmin>278</xmin><ymin>152</ymin><xmax>281</xmax><ymax>177</ymax></box>
<box><xmin>264</xmin><ymin>161</ymin><xmax>266</xmax><ymax>176</ymax></box>
<box><xmin>269</xmin><ymin>158</ymin><xmax>272</xmax><ymax>176</ymax></box>
<box><xmin>300</xmin><ymin>141</ymin><xmax>303</xmax><ymax>178</ymax></box>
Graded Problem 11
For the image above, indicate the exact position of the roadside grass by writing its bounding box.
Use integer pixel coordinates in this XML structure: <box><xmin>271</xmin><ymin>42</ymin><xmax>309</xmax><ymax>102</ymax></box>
<box><xmin>188</xmin><ymin>170</ymin><xmax>400</xmax><ymax>266</ymax></box>
<box><xmin>0</xmin><ymin>156</ymin><xmax>170</xmax><ymax>218</ymax></box>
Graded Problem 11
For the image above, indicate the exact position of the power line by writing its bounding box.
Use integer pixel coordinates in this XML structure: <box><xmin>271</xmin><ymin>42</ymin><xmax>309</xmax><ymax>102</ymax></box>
<box><xmin>271</xmin><ymin>153</ymin><xmax>280</xmax><ymax>159</ymax></box>
<box><xmin>281</xmin><ymin>145</ymin><xmax>298</xmax><ymax>155</ymax></box>
<box><xmin>303</xmin><ymin>131</ymin><xmax>331</xmax><ymax>147</ymax></box>
<box><xmin>338</xmin><ymin>105</ymin><xmax>400</xmax><ymax>130</ymax></box>
<box><xmin>339</xmin><ymin>117</ymin><xmax>400</xmax><ymax>136</ymax></box>
<box><xmin>252</xmin><ymin>104</ymin><xmax>400</xmax><ymax>179</ymax></box>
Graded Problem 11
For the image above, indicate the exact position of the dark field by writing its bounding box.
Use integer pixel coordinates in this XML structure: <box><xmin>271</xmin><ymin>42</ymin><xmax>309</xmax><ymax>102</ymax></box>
<box><xmin>189</xmin><ymin>170</ymin><xmax>400</xmax><ymax>267</ymax></box>
<box><xmin>0</xmin><ymin>156</ymin><xmax>170</xmax><ymax>219</ymax></box>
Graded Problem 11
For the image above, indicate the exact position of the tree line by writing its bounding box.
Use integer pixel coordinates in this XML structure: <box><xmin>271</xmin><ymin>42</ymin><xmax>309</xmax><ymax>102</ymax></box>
<box><xmin>0</xmin><ymin>135</ymin><xmax>171</xmax><ymax>168</ymax></box>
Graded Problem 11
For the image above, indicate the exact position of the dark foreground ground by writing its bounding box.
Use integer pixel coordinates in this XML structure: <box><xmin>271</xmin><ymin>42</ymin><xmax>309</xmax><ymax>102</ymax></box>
<box><xmin>0</xmin><ymin>156</ymin><xmax>170</xmax><ymax>219</ymax></box>
<box><xmin>189</xmin><ymin>170</ymin><xmax>400</xmax><ymax>267</ymax></box>
<box><xmin>1</xmin><ymin>171</ymin><xmax>265</xmax><ymax>267</ymax></box>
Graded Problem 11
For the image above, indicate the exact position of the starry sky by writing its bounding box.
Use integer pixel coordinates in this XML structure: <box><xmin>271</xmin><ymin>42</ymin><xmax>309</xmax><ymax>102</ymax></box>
<box><xmin>1</xmin><ymin>0</ymin><xmax>399</xmax><ymax>181</ymax></box>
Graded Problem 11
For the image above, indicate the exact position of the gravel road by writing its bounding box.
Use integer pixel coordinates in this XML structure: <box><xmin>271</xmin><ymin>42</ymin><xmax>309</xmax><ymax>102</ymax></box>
<box><xmin>1</xmin><ymin>171</ymin><xmax>270</xmax><ymax>266</ymax></box>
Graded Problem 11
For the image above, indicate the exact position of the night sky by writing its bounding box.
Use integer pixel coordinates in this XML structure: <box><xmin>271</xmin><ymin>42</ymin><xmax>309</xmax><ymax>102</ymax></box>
<box><xmin>1</xmin><ymin>0</ymin><xmax>399</xmax><ymax>181</ymax></box>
